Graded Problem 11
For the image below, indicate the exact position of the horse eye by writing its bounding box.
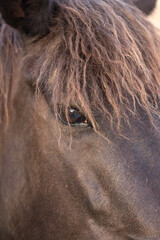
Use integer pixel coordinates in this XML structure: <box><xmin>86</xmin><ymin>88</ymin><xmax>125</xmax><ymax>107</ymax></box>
<box><xmin>59</xmin><ymin>108</ymin><xmax>91</xmax><ymax>127</ymax></box>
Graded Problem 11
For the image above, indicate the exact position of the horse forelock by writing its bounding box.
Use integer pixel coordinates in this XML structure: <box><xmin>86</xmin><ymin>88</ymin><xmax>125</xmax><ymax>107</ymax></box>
<box><xmin>0</xmin><ymin>17</ymin><xmax>23</xmax><ymax>125</ymax></box>
<box><xmin>1</xmin><ymin>0</ymin><xmax>160</xmax><ymax>133</ymax></box>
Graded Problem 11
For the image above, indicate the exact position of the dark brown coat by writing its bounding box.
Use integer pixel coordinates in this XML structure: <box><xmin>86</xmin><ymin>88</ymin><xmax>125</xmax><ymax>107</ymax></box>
<box><xmin>0</xmin><ymin>1</ymin><xmax>160</xmax><ymax>239</ymax></box>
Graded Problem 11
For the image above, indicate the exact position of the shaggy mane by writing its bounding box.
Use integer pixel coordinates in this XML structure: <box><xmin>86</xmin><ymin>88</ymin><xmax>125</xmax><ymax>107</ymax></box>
<box><xmin>1</xmin><ymin>0</ymin><xmax>160</xmax><ymax>133</ymax></box>
<box><xmin>0</xmin><ymin>18</ymin><xmax>23</xmax><ymax>125</ymax></box>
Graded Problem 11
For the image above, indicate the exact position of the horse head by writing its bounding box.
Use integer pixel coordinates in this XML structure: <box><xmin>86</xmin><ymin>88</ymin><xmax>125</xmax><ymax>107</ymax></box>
<box><xmin>0</xmin><ymin>1</ymin><xmax>160</xmax><ymax>239</ymax></box>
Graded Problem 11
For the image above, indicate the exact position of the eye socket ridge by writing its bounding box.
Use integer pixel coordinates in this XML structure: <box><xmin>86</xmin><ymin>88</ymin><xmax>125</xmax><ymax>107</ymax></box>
<box><xmin>58</xmin><ymin>107</ymin><xmax>92</xmax><ymax>127</ymax></box>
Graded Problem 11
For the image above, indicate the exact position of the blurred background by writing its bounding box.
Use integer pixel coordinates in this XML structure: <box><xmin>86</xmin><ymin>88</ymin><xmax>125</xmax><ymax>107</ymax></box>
<box><xmin>148</xmin><ymin>0</ymin><xmax>160</xmax><ymax>28</ymax></box>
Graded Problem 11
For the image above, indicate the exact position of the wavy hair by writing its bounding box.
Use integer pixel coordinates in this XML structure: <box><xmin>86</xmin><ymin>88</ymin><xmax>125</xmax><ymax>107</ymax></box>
<box><xmin>1</xmin><ymin>0</ymin><xmax>160</xmax><ymax>133</ymax></box>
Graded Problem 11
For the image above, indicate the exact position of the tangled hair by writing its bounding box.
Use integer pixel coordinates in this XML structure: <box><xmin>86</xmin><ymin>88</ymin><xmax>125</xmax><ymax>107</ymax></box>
<box><xmin>0</xmin><ymin>18</ymin><xmax>22</xmax><ymax>125</ymax></box>
<box><xmin>1</xmin><ymin>0</ymin><xmax>160</xmax><ymax>133</ymax></box>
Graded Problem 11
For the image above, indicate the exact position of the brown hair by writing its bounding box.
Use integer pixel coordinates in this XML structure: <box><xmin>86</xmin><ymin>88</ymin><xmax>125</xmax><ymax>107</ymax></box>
<box><xmin>0</xmin><ymin>19</ymin><xmax>23</xmax><ymax>125</ymax></box>
<box><xmin>1</xmin><ymin>0</ymin><xmax>160</xmax><ymax>133</ymax></box>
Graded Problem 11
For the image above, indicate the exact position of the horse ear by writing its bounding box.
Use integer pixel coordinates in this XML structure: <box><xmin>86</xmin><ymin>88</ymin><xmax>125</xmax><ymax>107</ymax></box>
<box><xmin>131</xmin><ymin>0</ymin><xmax>157</xmax><ymax>15</ymax></box>
<box><xmin>0</xmin><ymin>0</ymin><xmax>59</xmax><ymax>36</ymax></box>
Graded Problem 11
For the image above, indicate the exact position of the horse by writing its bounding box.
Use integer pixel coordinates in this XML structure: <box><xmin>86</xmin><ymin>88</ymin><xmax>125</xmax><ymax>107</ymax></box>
<box><xmin>0</xmin><ymin>0</ymin><xmax>160</xmax><ymax>239</ymax></box>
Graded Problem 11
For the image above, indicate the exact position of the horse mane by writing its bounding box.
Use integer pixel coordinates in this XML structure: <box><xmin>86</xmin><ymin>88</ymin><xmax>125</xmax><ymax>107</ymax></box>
<box><xmin>0</xmin><ymin>17</ymin><xmax>23</xmax><ymax>125</ymax></box>
<box><xmin>1</xmin><ymin>0</ymin><xmax>160</xmax><ymax>133</ymax></box>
